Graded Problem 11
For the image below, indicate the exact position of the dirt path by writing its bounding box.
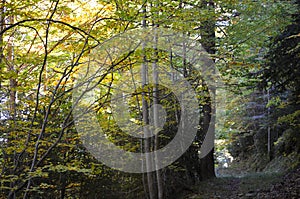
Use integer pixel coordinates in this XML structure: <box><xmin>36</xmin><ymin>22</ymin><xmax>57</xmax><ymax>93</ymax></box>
<box><xmin>185</xmin><ymin>167</ymin><xmax>300</xmax><ymax>199</ymax></box>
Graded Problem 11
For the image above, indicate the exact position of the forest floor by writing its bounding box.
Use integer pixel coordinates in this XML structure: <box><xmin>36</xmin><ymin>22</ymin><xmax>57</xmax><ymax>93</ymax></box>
<box><xmin>184</xmin><ymin>166</ymin><xmax>300</xmax><ymax>199</ymax></box>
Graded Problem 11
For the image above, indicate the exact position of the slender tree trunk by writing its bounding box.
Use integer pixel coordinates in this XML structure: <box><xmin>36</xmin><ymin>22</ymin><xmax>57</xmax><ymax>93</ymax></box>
<box><xmin>266</xmin><ymin>89</ymin><xmax>271</xmax><ymax>160</ymax></box>
<box><xmin>7</xmin><ymin>15</ymin><xmax>16</xmax><ymax>121</ymax></box>
<box><xmin>6</xmin><ymin>13</ymin><xmax>19</xmax><ymax>199</ymax></box>
<box><xmin>142</xmin><ymin>56</ymin><xmax>155</xmax><ymax>199</ymax></box>
<box><xmin>142</xmin><ymin>4</ymin><xmax>155</xmax><ymax>199</ymax></box>
<box><xmin>152</xmin><ymin>25</ymin><xmax>163</xmax><ymax>199</ymax></box>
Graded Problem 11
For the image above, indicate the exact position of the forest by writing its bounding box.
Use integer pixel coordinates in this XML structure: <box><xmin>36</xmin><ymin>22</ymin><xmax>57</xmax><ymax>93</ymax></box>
<box><xmin>0</xmin><ymin>0</ymin><xmax>299</xmax><ymax>198</ymax></box>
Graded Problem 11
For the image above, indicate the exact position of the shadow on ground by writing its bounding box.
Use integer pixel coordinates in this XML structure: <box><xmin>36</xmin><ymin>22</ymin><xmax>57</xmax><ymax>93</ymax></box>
<box><xmin>184</xmin><ymin>166</ymin><xmax>300</xmax><ymax>199</ymax></box>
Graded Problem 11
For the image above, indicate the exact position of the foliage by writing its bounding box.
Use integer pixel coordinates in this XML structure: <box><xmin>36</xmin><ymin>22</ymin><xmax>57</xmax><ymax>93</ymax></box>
<box><xmin>221</xmin><ymin>0</ymin><xmax>300</xmax><ymax>172</ymax></box>
<box><xmin>0</xmin><ymin>0</ymin><xmax>299</xmax><ymax>198</ymax></box>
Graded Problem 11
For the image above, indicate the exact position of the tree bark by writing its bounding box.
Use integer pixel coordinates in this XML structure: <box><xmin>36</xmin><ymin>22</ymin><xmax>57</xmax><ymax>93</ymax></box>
<box><xmin>142</xmin><ymin>4</ymin><xmax>155</xmax><ymax>199</ymax></box>
<box><xmin>199</xmin><ymin>0</ymin><xmax>216</xmax><ymax>179</ymax></box>
<box><xmin>152</xmin><ymin>25</ymin><xmax>163</xmax><ymax>199</ymax></box>
<box><xmin>7</xmin><ymin>15</ymin><xmax>16</xmax><ymax>122</ymax></box>
<box><xmin>200</xmin><ymin>102</ymin><xmax>216</xmax><ymax>179</ymax></box>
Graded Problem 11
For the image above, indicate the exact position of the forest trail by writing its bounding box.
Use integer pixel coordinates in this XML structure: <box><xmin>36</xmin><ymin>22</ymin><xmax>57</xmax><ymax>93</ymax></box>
<box><xmin>185</xmin><ymin>166</ymin><xmax>300</xmax><ymax>199</ymax></box>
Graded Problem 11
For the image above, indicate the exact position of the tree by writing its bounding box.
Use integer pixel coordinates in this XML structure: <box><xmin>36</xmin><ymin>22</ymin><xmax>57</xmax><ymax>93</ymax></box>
<box><xmin>215</xmin><ymin>0</ymin><xmax>298</xmax><ymax>171</ymax></box>
<box><xmin>260</xmin><ymin>0</ymin><xmax>300</xmax><ymax>162</ymax></box>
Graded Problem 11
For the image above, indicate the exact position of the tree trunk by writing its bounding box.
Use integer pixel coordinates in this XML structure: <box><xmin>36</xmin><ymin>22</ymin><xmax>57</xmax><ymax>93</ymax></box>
<box><xmin>142</xmin><ymin>5</ymin><xmax>155</xmax><ymax>199</ymax></box>
<box><xmin>152</xmin><ymin>25</ymin><xmax>163</xmax><ymax>199</ymax></box>
<box><xmin>7</xmin><ymin>15</ymin><xmax>16</xmax><ymax>121</ymax></box>
<box><xmin>199</xmin><ymin>0</ymin><xmax>216</xmax><ymax>180</ymax></box>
